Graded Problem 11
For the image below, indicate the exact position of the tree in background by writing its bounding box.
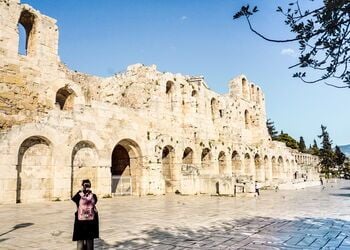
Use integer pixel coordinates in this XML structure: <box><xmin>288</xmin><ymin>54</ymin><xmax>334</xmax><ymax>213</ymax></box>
<box><xmin>318</xmin><ymin>125</ymin><xmax>336</xmax><ymax>177</ymax></box>
<box><xmin>299</xmin><ymin>136</ymin><xmax>306</xmax><ymax>153</ymax></box>
<box><xmin>310</xmin><ymin>139</ymin><xmax>320</xmax><ymax>155</ymax></box>
<box><xmin>266</xmin><ymin>119</ymin><xmax>278</xmax><ymax>139</ymax></box>
<box><xmin>233</xmin><ymin>1</ymin><xmax>350</xmax><ymax>88</ymax></box>
<box><xmin>335</xmin><ymin>145</ymin><xmax>346</xmax><ymax>166</ymax></box>
<box><xmin>275</xmin><ymin>132</ymin><xmax>299</xmax><ymax>150</ymax></box>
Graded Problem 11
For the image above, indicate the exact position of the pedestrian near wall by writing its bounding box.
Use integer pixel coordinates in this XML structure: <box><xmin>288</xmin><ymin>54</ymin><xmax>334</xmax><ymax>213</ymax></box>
<box><xmin>72</xmin><ymin>179</ymin><xmax>99</xmax><ymax>250</ymax></box>
<box><xmin>255</xmin><ymin>181</ymin><xmax>260</xmax><ymax>196</ymax></box>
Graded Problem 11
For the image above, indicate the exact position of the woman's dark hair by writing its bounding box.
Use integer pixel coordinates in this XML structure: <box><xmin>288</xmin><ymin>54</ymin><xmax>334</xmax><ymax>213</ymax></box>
<box><xmin>82</xmin><ymin>179</ymin><xmax>91</xmax><ymax>187</ymax></box>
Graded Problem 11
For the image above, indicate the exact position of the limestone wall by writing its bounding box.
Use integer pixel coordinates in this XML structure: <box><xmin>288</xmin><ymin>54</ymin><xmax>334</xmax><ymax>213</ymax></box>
<box><xmin>0</xmin><ymin>0</ymin><xmax>320</xmax><ymax>204</ymax></box>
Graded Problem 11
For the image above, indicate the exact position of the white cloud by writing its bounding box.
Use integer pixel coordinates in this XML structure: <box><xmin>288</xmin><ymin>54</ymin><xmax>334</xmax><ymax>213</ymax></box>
<box><xmin>281</xmin><ymin>48</ymin><xmax>296</xmax><ymax>57</ymax></box>
<box><xmin>180</xmin><ymin>16</ymin><xmax>188</xmax><ymax>21</ymax></box>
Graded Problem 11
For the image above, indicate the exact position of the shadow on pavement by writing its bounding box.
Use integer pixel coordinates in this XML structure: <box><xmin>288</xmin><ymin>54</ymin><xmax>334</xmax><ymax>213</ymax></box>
<box><xmin>0</xmin><ymin>222</ymin><xmax>34</xmax><ymax>237</ymax></box>
<box><xmin>94</xmin><ymin>216</ymin><xmax>350</xmax><ymax>249</ymax></box>
<box><xmin>330</xmin><ymin>193</ymin><xmax>350</xmax><ymax>197</ymax></box>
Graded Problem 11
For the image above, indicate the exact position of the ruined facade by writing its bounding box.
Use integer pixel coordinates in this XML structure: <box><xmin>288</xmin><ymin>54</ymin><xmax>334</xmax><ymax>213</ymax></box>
<box><xmin>0</xmin><ymin>0</ymin><xmax>320</xmax><ymax>204</ymax></box>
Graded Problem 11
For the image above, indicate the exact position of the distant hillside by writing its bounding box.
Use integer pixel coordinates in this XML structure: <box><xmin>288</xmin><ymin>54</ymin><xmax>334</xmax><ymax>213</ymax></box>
<box><xmin>339</xmin><ymin>144</ymin><xmax>350</xmax><ymax>156</ymax></box>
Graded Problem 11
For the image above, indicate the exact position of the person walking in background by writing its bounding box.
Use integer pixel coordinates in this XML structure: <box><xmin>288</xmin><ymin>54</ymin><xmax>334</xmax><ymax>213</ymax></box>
<box><xmin>72</xmin><ymin>179</ymin><xmax>99</xmax><ymax>250</ymax></box>
<box><xmin>255</xmin><ymin>181</ymin><xmax>260</xmax><ymax>196</ymax></box>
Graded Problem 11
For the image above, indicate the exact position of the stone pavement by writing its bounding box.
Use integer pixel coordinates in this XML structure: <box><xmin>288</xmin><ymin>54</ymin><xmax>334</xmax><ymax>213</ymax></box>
<box><xmin>1</xmin><ymin>180</ymin><xmax>350</xmax><ymax>249</ymax></box>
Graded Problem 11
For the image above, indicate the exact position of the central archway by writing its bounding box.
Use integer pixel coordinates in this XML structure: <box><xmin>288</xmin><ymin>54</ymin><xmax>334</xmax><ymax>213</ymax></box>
<box><xmin>162</xmin><ymin>145</ymin><xmax>175</xmax><ymax>193</ymax></box>
<box><xmin>255</xmin><ymin>154</ymin><xmax>263</xmax><ymax>182</ymax></box>
<box><xmin>218</xmin><ymin>151</ymin><xmax>226</xmax><ymax>175</ymax></box>
<box><xmin>71</xmin><ymin>141</ymin><xmax>98</xmax><ymax>196</ymax></box>
<box><xmin>111</xmin><ymin>139</ymin><xmax>142</xmax><ymax>195</ymax></box>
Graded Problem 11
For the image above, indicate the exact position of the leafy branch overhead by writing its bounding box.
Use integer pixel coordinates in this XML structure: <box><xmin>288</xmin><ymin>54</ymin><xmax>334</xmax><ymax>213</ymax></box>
<box><xmin>233</xmin><ymin>1</ymin><xmax>350</xmax><ymax>88</ymax></box>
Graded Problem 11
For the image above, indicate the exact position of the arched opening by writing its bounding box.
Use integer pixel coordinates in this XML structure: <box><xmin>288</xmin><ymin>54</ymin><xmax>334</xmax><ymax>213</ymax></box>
<box><xmin>264</xmin><ymin>155</ymin><xmax>270</xmax><ymax>182</ymax></box>
<box><xmin>211</xmin><ymin>98</ymin><xmax>218</xmax><ymax>121</ymax></box>
<box><xmin>18</xmin><ymin>10</ymin><xmax>35</xmax><ymax>56</ymax></box>
<box><xmin>182</xmin><ymin>147</ymin><xmax>193</xmax><ymax>165</ymax></box>
<box><xmin>278</xmin><ymin>156</ymin><xmax>284</xmax><ymax>177</ymax></box>
<box><xmin>231</xmin><ymin>151</ymin><xmax>241</xmax><ymax>176</ymax></box>
<box><xmin>55</xmin><ymin>87</ymin><xmax>75</xmax><ymax>110</ymax></box>
<box><xmin>256</xmin><ymin>87</ymin><xmax>261</xmax><ymax>104</ymax></box>
<box><xmin>166</xmin><ymin>81</ymin><xmax>175</xmax><ymax>111</ymax></box>
<box><xmin>71</xmin><ymin>141</ymin><xmax>98</xmax><ymax>196</ymax></box>
<box><xmin>218</xmin><ymin>151</ymin><xmax>226</xmax><ymax>175</ymax></box>
<box><xmin>17</xmin><ymin>136</ymin><xmax>52</xmax><ymax>203</ymax></box>
<box><xmin>244</xmin><ymin>110</ymin><xmax>250</xmax><ymax>129</ymax></box>
<box><xmin>250</xmin><ymin>85</ymin><xmax>255</xmax><ymax>100</ymax></box>
<box><xmin>201</xmin><ymin>148</ymin><xmax>211</xmax><ymax>169</ymax></box>
<box><xmin>166</xmin><ymin>81</ymin><xmax>174</xmax><ymax>94</ymax></box>
<box><xmin>255</xmin><ymin>154</ymin><xmax>263</xmax><ymax>182</ymax></box>
<box><xmin>272</xmin><ymin>156</ymin><xmax>278</xmax><ymax>179</ymax></box>
<box><xmin>244</xmin><ymin>153</ymin><xmax>252</xmax><ymax>177</ymax></box>
<box><xmin>191</xmin><ymin>90</ymin><xmax>198</xmax><ymax>113</ymax></box>
<box><xmin>242</xmin><ymin>78</ymin><xmax>248</xmax><ymax>99</ymax></box>
<box><xmin>162</xmin><ymin>145</ymin><xmax>175</xmax><ymax>193</ymax></box>
<box><xmin>111</xmin><ymin>139</ymin><xmax>142</xmax><ymax>195</ymax></box>
<box><xmin>285</xmin><ymin>159</ymin><xmax>290</xmax><ymax>178</ymax></box>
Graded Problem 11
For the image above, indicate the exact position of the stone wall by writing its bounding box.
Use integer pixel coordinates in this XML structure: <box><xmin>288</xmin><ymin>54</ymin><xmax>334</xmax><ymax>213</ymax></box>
<box><xmin>0</xmin><ymin>0</ymin><xmax>320</xmax><ymax>204</ymax></box>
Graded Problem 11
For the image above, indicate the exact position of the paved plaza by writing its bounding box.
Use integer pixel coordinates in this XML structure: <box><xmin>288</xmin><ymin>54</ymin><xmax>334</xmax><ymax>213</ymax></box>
<box><xmin>1</xmin><ymin>180</ymin><xmax>350</xmax><ymax>249</ymax></box>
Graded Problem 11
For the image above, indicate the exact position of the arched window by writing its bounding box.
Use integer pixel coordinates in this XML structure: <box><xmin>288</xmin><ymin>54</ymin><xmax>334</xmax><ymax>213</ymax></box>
<box><xmin>242</xmin><ymin>78</ymin><xmax>248</xmax><ymax>99</ymax></box>
<box><xmin>191</xmin><ymin>90</ymin><xmax>198</xmax><ymax>113</ymax></box>
<box><xmin>18</xmin><ymin>10</ymin><xmax>35</xmax><ymax>56</ymax></box>
<box><xmin>218</xmin><ymin>151</ymin><xmax>226</xmax><ymax>175</ymax></box>
<box><xmin>55</xmin><ymin>87</ymin><xmax>75</xmax><ymax>110</ymax></box>
<box><xmin>244</xmin><ymin>110</ymin><xmax>250</xmax><ymax>129</ymax></box>
<box><xmin>256</xmin><ymin>87</ymin><xmax>261</xmax><ymax>104</ymax></box>
<box><xmin>182</xmin><ymin>147</ymin><xmax>193</xmax><ymax>165</ymax></box>
<box><xmin>166</xmin><ymin>81</ymin><xmax>174</xmax><ymax>94</ymax></box>
<box><xmin>211</xmin><ymin>98</ymin><xmax>218</xmax><ymax>121</ymax></box>
<box><xmin>165</xmin><ymin>81</ymin><xmax>175</xmax><ymax>111</ymax></box>
<box><xmin>201</xmin><ymin>148</ymin><xmax>211</xmax><ymax>169</ymax></box>
<box><xmin>250</xmin><ymin>85</ymin><xmax>255</xmax><ymax>100</ymax></box>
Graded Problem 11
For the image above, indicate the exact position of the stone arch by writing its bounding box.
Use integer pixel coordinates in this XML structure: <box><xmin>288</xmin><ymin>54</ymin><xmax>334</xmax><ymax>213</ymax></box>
<box><xmin>254</xmin><ymin>154</ymin><xmax>263</xmax><ymax>182</ymax></box>
<box><xmin>256</xmin><ymin>87</ymin><xmax>261</xmax><ymax>104</ymax></box>
<box><xmin>182</xmin><ymin>147</ymin><xmax>193</xmax><ymax>165</ymax></box>
<box><xmin>250</xmin><ymin>84</ymin><xmax>255</xmax><ymax>100</ymax></box>
<box><xmin>272</xmin><ymin>156</ymin><xmax>278</xmax><ymax>178</ymax></box>
<box><xmin>55</xmin><ymin>86</ymin><xmax>76</xmax><ymax>110</ymax></box>
<box><xmin>244</xmin><ymin>153</ymin><xmax>252</xmax><ymax>176</ymax></box>
<box><xmin>166</xmin><ymin>81</ymin><xmax>175</xmax><ymax>111</ymax></box>
<box><xmin>218</xmin><ymin>151</ymin><xmax>227</xmax><ymax>175</ymax></box>
<box><xmin>244</xmin><ymin>110</ymin><xmax>250</xmax><ymax>129</ymax></box>
<box><xmin>166</xmin><ymin>81</ymin><xmax>174</xmax><ymax>94</ymax></box>
<box><xmin>263</xmin><ymin>155</ymin><xmax>270</xmax><ymax>182</ymax></box>
<box><xmin>278</xmin><ymin>156</ymin><xmax>284</xmax><ymax>169</ymax></box>
<box><xmin>285</xmin><ymin>159</ymin><xmax>290</xmax><ymax>178</ymax></box>
<box><xmin>191</xmin><ymin>90</ymin><xmax>198</xmax><ymax>113</ymax></box>
<box><xmin>201</xmin><ymin>148</ymin><xmax>212</xmax><ymax>169</ymax></box>
<box><xmin>242</xmin><ymin>78</ymin><xmax>248</xmax><ymax>99</ymax></box>
<box><xmin>162</xmin><ymin>145</ymin><xmax>176</xmax><ymax>193</ymax></box>
<box><xmin>111</xmin><ymin>139</ymin><xmax>142</xmax><ymax>195</ymax></box>
<box><xmin>16</xmin><ymin>136</ymin><xmax>53</xmax><ymax>203</ymax></box>
<box><xmin>71</xmin><ymin>141</ymin><xmax>98</xmax><ymax>196</ymax></box>
<box><xmin>211</xmin><ymin>98</ymin><xmax>219</xmax><ymax>121</ymax></box>
<box><xmin>231</xmin><ymin>151</ymin><xmax>241</xmax><ymax>176</ymax></box>
<box><xmin>18</xmin><ymin>10</ymin><xmax>36</xmax><ymax>56</ymax></box>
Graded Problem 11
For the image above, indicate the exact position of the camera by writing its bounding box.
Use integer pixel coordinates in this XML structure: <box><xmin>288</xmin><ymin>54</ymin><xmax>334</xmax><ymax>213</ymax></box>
<box><xmin>83</xmin><ymin>183</ymin><xmax>91</xmax><ymax>188</ymax></box>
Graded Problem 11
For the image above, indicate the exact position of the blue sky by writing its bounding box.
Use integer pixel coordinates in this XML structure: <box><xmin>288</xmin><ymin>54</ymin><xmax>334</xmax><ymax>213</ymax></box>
<box><xmin>22</xmin><ymin>0</ymin><xmax>349</xmax><ymax>146</ymax></box>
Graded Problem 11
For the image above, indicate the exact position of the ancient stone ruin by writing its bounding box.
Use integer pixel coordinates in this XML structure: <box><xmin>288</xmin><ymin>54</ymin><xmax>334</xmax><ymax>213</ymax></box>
<box><xmin>0</xmin><ymin>0</ymin><xmax>320</xmax><ymax>204</ymax></box>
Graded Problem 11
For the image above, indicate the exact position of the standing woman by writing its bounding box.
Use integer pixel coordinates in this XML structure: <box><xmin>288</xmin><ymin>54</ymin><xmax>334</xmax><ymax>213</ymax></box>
<box><xmin>72</xmin><ymin>179</ymin><xmax>99</xmax><ymax>250</ymax></box>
